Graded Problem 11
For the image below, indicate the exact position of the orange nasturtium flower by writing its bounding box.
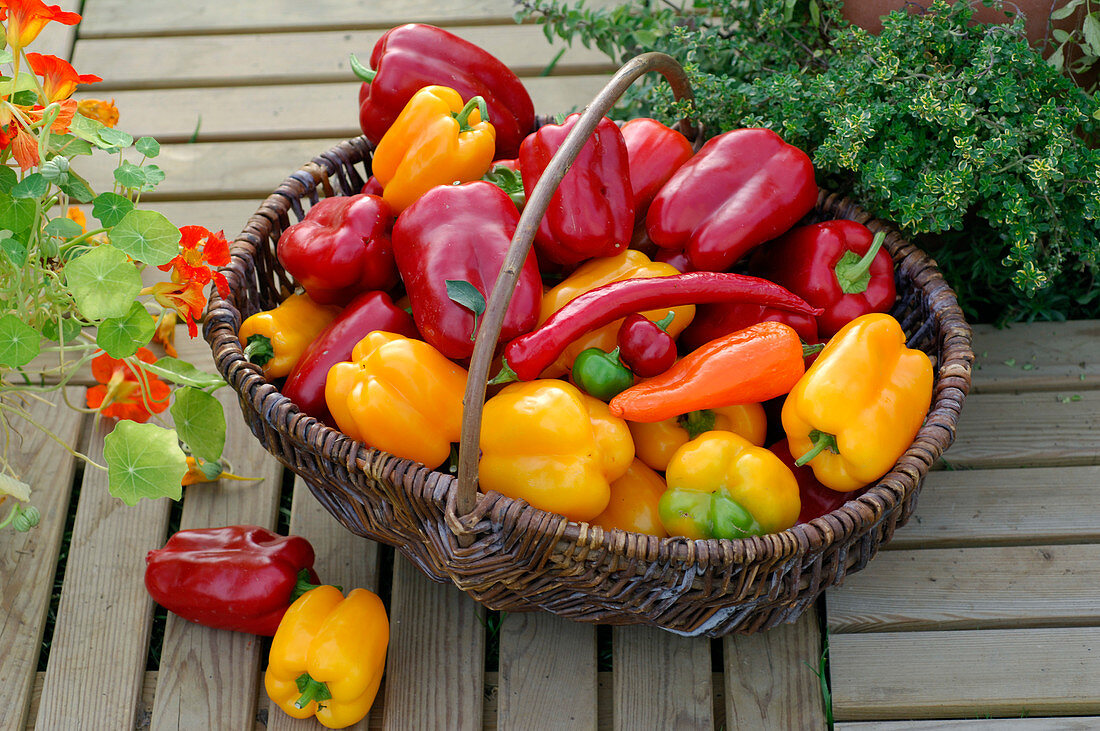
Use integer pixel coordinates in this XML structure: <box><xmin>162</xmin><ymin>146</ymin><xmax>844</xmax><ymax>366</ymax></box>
<box><xmin>77</xmin><ymin>98</ymin><xmax>119</xmax><ymax>127</ymax></box>
<box><xmin>0</xmin><ymin>0</ymin><xmax>81</xmax><ymax>53</ymax></box>
<box><xmin>26</xmin><ymin>52</ymin><xmax>101</xmax><ymax>103</ymax></box>
<box><xmin>142</xmin><ymin>226</ymin><xmax>232</xmax><ymax>338</ymax></box>
<box><xmin>152</xmin><ymin>310</ymin><xmax>179</xmax><ymax>358</ymax></box>
<box><xmin>85</xmin><ymin>347</ymin><xmax>170</xmax><ymax>423</ymax></box>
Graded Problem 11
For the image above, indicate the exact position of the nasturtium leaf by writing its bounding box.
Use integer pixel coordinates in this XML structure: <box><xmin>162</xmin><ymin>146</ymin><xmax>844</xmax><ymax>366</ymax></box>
<box><xmin>64</xmin><ymin>244</ymin><xmax>142</xmax><ymax>320</ymax></box>
<box><xmin>43</xmin><ymin>216</ymin><xmax>84</xmax><ymax>238</ymax></box>
<box><xmin>98</xmin><ymin>127</ymin><xmax>134</xmax><ymax>148</ymax></box>
<box><xmin>41</xmin><ymin>316</ymin><xmax>82</xmax><ymax>344</ymax></box>
<box><xmin>92</xmin><ymin>192</ymin><xmax>135</xmax><ymax>227</ymax></box>
<box><xmin>170</xmin><ymin>387</ymin><xmax>226</xmax><ymax>462</ymax></box>
<box><xmin>0</xmin><ymin>194</ymin><xmax>36</xmax><ymax>236</ymax></box>
<box><xmin>0</xmin><ymin>314</ymin><xmax>41</xmax><ymax>367</ymax></box>
<box><xmin>141</xmin><ymin>164</ymin><xmax>166</xmax><ymax>191</ymax></box>
<box><xmin>143</xmin><ymin>357</ymin><xmax>226</xmax><ymax>390</ymax></box>
<box><xmin>49</xmin><ymin>133</ymin><xmax>95</xmax><ymax>157</ymax></box>
<box><xmin>67</xmin><ymin>113</ymin><xmax>116</xmax><ymax>150</ymax></box>
<box><xmin>103</xmin><ymin>421</ymin><xmax>186</xmax><ymax>505</ymax></box>
<box><xmin>110</xmin><ymin>209</ymin><xmax>180</xmax><ymax>266</ymax></box>
<box><xmin>0</xmin><ymin>232</ymin><xmax>27</xmax><ymax>267</ymax></box>
<box><xmin>0</xmin><ymin>50</ymin><xmax>12</xmax><ymax>66</ymax></box>
<box><xmin>11</xmin><ymin>173</ymin><xmax>49</xmax><ymax>199</ymax></box>
<box><xmin>113</xmin><ymin>160</ymin><xmax>146</xmax><ymax>189</ymax></box>
<box><xmin>96</xmin><ymin>301</ymin><xmax>156</xmax><ymax>358</ymax></box>
<box><xmin>135</xmin><ymin>137</ymin><xmax>161</xmax><ymax>158</ymax></box>
<box><xmin>10</xmin><ymin>89</ymin><xmax>35</xmax><ymax>106</ymax></box>
<box><xmin>0</xmin><ymin>167</ymin><xmax>16</xmax><ymax>193</ymax></box>
<box><xmin>58</xmin><ymin>173</ymin><xmax>95</xmax><ymax>203</ymax></box>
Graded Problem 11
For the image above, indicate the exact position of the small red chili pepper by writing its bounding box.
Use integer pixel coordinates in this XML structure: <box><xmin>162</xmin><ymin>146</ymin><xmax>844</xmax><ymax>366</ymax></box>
<box><xmin>617</xmin><ymin>311</ymin><xmax>676</xmax><ymax>377</ymax></box>
<box><xmin>498</xmin><ymin>272</ymin><xmax>822</xmax><ymax>382</ymax></box>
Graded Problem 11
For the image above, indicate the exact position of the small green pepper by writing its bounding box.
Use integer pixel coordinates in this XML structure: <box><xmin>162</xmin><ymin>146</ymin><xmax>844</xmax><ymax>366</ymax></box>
<box><xmin>572</xmin><ymin>347</ymin><xmax>634</xmax><ymax>402</ymax></box>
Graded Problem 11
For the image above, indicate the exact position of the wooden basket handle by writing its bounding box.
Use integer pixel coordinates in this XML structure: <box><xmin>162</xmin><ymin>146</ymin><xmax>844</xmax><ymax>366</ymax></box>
<box><xmin>455</xmin><ymin>52</ymin><xmax>695</xmax><ymax>519</ymax></box>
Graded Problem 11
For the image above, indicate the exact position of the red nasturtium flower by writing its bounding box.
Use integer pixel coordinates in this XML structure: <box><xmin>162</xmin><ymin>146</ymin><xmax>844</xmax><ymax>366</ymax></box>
<box><xmin>85</xmin><ymin>348</ymin><xmax>170</xmax><ymax>423</ymax></box>
<box><xmin>26</xmin><ymin>52</ymin><xmax>102</xmax><ymax>103</ymax></box>
<box><xmin>142</xmin><ymin>227</ymin><xmax>232</xmax><ymax>338</ymax></box>
<box><xmin>0</xmin><ymin>0</ymin><xmax>81</xmax><ymax>53</ymax></box>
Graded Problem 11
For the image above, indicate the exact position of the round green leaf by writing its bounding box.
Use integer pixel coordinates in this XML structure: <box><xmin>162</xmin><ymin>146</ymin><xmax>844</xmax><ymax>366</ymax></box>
<box><xmin>0</xmin><ymin>232</ymin><xmax>27</xmax><ymax>267</ymax></box>
<box><xmin>92</xmin><ymin>192</ymin><xmax>135</xmax><ymax>228</ymax></box>
<box><xmin>103</xmin><ymin>421</ymin><xmax>186</xmax><ymax>506</ymax></box>
<box><xmin>96</xmin><ymin>301</ymin><xmax>156</xmax><ymax>358</ymax></box>
<box><xmin>135</xmin><ymin>137</ymin><xmax>161</xmax><ymax>158</ymax></box>
<box><xmin>113</xmin><ymin>160</ymin><xmax>146</xmax><ymax>189</ymax></box>
<box><xmin>170</xmin><ymin>386</ymin><xmax>226</xmax><ymax>462</ymax></box>
<box><xmin>109</xmin><ymin>209</ymin><xmax>180</xmax><ymax>266</ymax></box>
<box><xmin>98</xmin><ymin>127</ymin><xmax>134</xmax><ymax>148</ymax></box>
<box><xmin>64</xmin><ymin>244</ymin><xmax>143</xmax><ymax>320</ymax></box>
<box><xmin>44</xmin><ymin>216</ymin><xmax>85</xmax><ymax>239</ymax></box>
<box><xmin>41</xmin><ymin>316</ymin><xmax>82</xmax><ymax>344</ymax></box>
<box><xmin>0</xmin><ymin>194</ymin><xmax>36</xmax><ymax>237</ymax></box>
<box><xmin>0</xmin><ymin>314</ymin><xmax>41</xmax><ymax>367</ymax></box>
<box><xmin>11</xmin><ymin>173</ymin><xmax>49</xmax><ymax>199</ymax></box>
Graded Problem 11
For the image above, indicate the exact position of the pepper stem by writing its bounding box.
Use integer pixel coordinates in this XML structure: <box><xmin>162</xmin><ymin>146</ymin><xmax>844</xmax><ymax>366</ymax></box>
<box><xmin>349</xmin><ymin>53</ymin><xmax>377</xmax><ymax>83</ymax></box>
<box><xmin>453</xmin><ymin>96</ymin><xmax>490</xmax><ymax>131</ymax></box>
<box><xmin>678</xmin><ymin>409</ymin><xmax>716</xmax><ymax>441</ymax></box>
<box><xmin>488</xmin><ymin>359</ymin><xmax>518</xmax><ymax>385</ymax></box>
<box><xmin>794</xmin><ymin>430</ymin><xmax>840</xmax><ymax>467</ymax></box>
<box><xmin>243</xmin><ymin>334</ymin><xmax>274</xmax><ymax>366</ymax></box>
<box><xmin>294</xmin><ymin>673</ymin><xmax>332</xmax><ymax>710</ymax></box>
<box><xmin>834</xmin><ymin>231</ymin><xmax>887</xmax><ymax>294</ymax></box>
<box><xmin>802</xmin><ymin>342</ymin><xmax>825</xmax><ymax>357</ymax></box>
<box><xmin>289</xmin><ymin>568</ymin><xmax>327</xmax><ymax>603</ymax></box>
<box><xmin>655</xmin><ymin>310</ymin><xmax>676</xmax><ymax>331</ymax></box>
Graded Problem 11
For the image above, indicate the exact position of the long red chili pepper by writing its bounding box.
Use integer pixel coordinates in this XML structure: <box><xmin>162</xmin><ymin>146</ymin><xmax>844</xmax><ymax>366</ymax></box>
<box><xmin>498</xmin><ymin>272</ymin><xmax>822</xmax><ymax>382</ymax></box>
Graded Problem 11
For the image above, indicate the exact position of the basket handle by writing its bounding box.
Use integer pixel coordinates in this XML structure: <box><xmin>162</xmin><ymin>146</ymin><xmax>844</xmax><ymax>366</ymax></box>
<box><xmin>455</xmin><ymin>52</ymin><xmax>695</xmax><ymax>521</ymax></box>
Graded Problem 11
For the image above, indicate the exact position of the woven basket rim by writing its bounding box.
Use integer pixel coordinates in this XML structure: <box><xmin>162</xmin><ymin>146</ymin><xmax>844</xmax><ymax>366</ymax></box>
<box><xmin>205</xmin><ymin>134</ymin><xmax>974</xmax><ymax>574</ymax></box>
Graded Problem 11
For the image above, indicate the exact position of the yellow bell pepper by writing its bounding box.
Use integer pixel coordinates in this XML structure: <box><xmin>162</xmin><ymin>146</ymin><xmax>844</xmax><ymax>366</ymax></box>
<box><xmin>264</xmin><ymin>585</ymin><xmax>388</xmax><ymax>729</ymax></box>
<box><xmin>659</xmin><ymin>431</ymin><xmax>801</xmax><ymax>539</ymax></box>
<box><xmin>629</xmin><ymin>403</ymin><xmax>767</xmax><ymax>472</ymax></box>
<box><xmin>325</xmin><ymin>331</ymin><xmax>467</xmax><ymax>469</ymax></box>
<box><xmin>371</xmin><ymin>85</ymin><xmax>496</xmax><ymax>213</ymax></box>
<box><xmin>538</xmin><ymin>250</ymin><xmax>695</xmax><ymax>377</ymax></box>
<box><xmin>479</xmin><ymin>379</ymin><xmax>634</xmax><ymax>522</ymax></box>
<box><xmin>591</xmin><ymin>458</ymin><xmax>669</xmax><ymax>537</ymax></box>
<box><xmin>238</xmin><ymin>292</ymin><xmax>339</xmax><ymax>379</ymax></box>
<box><xmin>782</xmin><ymin>312</ymin><xmax>933</xmax><ymax>492</ymax></box>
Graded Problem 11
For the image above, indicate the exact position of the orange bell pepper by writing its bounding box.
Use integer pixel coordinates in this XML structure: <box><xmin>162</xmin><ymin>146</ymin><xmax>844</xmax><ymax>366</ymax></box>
<box><xmin>629</xmin><ymin>403</ymin><xmax>767</xmax><ymax>472</ymax></box>
<box><xmin>238</xmin><ymin>292</ymin><xmax>339</xmax><ymax>379</ymax></box>
<box><xmin>590</xmin><ymin>458</ymin><xmax>668</xmax><ymax>537</ymax></box>
<box><xmin>371</xmin><ymin>85</ymin><xmax>496</xmax><ymax>213</ymax></box>
<box><xmin>324</xmin><ymin>331</ymin><xmax>467</xmax><ymax>469</ymax></box>
<box><xmin>781</xmin><ymin>312</ymin><xmax>933</xmax><ymax>492</ymax></box>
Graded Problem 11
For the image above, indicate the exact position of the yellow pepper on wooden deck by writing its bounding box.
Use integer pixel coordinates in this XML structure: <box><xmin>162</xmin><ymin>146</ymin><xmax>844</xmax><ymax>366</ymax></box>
<box><xmin>265</xmin><ymin>585</ymin><xmax>388</xmax><ymax>729</ymax></box>
<box><xmin>238</xmin><ymin>291</ymin><xmax>339</xmax><ymax>378</ymax></box>
<box><xmin>781</xmin><ymin>312</ymin><xmax>934</xmax><ymax>492</ymax></box>
<box><xmin>479</xmin><ymin>379</ymin><xmax>634</xmax><ymax>522</ymax></box>
<box><xmin>324</xmin><ymin>331</ymin><xmax>467</xmax><ymax>469</ymax></box>
<box><xmin>370</xmin><ymin>84</ymin><xmax>496</xmax><ymax>213</ymax></box>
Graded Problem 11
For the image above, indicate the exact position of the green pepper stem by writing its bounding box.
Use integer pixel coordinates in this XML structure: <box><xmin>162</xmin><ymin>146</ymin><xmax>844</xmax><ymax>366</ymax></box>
<box><xmin>835</xmin><ymin>231</ymin><xmax>886</xmax><ymax>294</ymax></box>
<box><xmin>802</xmin><ymin>342</ymin><xmax>825</xmax><ymax>357</ymax></box>
<box><xmin>794</xmin><ymin>430</ymin><xmax>839</xmax><ymax>467</ymax></box>
<box><xmin>655</xmin><ymin>310</ymin><xmax>676</xmax><ymax>331</ymax></box>
<box><xmin>289</xmin><ymin>568</ymin><xmax>325</xmax><ymax>603</ymax></box>
<box><xmin>679</xmin><ymin>409</ymin><xmax>716</xmax><ymax>441</ymax></box>
<box><xmin>294</xmin><ymin>673</ymin><xmax>332</xmax><ymax>709</ymax></box>
<box><xmin>488</xmin><ymin>359</ymin><xmax>518</xmax><ymax>385</ymax></box>
<box><xmin>242</xmin><ymin>334</ymin><xmax>274</xmax><ymax>366</ymax></box>
<box><xmin>454</xmin><ymin>96</ymin><xmax>490</xmax><ymax>131</ymax></box>
<box><xmin>349</xmin><ymin>53</ymin><xmax>376</xmax><ymax>83</ymax></box>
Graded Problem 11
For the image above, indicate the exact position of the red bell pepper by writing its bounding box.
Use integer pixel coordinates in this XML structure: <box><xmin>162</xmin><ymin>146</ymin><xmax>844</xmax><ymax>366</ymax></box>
<box><xmin>518</xmin><ymin>113</ymin><xmax>635</xmax><ymax>266</ymax></box>
<box><xmin>354</xmin><ymin>23</ymin><xmax>535</xmax><ymax>159</ymax></box>
<box><xmin>679</xmin><ymin>301</ymin><xmax>819</xmax><ymax>353</ymax></box>
<box><xmin>277</xmin><ymin>194</ymin><xmax>398</xmax><ymax>307</ymax></box>
<box><xmin>748</xmin><ymin>220</ymin><xmax>896</xmax><ymax>338</ymax></box>
<box><xmin>768</xmin><ymin>438</ymin><xmax>864</xmax><ymax>524</ymax></box>
<box><xmin>392</xmin><ymin>181</ymin><xmax>541</xmax><ymax>360</ymax></box>
<box><xmin>619</xmin><ymin>117</ymin><xmax>693</xmax><ymax>217</ymax></box>
<box><xmin>144</xmin><ymin>525</ymin><xmax>321</xmax><ymax>637</ymax></box>
<box><xmin>645</xmin><ymin>128</ymin><xmax>818</xmax><ymax>272</ymax></box>
<box><xmin>282</xmin><ymin>290</ymin><xmax>418</xmax><ymax>423</ymax></box>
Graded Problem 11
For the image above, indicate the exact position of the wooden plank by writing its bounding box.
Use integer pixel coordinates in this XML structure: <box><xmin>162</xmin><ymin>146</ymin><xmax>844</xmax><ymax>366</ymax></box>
<box><xmin>723</xmin><ymin>612</ymin><xmax>827</xmax><ymax>729</ymax></box>
<box><xmin>837</xmin><ymin>719</ymin><xmax>1100</xmax><ymax>731</ymax></box>
<box><xmin>830</xmin><ymin>627</ymin><xmax>1100</xmax><ymax>720</ymax></box>
<box><xmin>0</xmin><ymin>389</ymin><xmax>85</xmax><ymax>731</ymax></box>
<box><xmin>827</xmin><ymin>544</ymin><xmax>1100</xmax><ymax>633</ymax></box>
<box><xmin>265</xmin><ymin>476</ymin><xmax>381</xmax><ymax>731</ymax></box>
<box><xmin>75</xmin><ymin>26</ymin><xmax>614</xmax><ymax>90</ymax></box>
<box><xmin>941</xmin><ymin>391</ymin><xmax>1100</xmax><ymax>470</ymax></box>
<box><xmin>35</xmin><ymin>417</ymin><xmax>173</xmax><ymax>730</ymax></box>
<box><xmin>612</xmin><ymin>626</ymin><xmax>713</xmax><ymax>729</ymax></box>
<box><xmin>78</xmin><ymin>0</ymin><xmax>626</xmax><ymax>36</ymax></box>
<box><xmin>76</xmin><ymin>74</ymin><xmax>613</xmax><ymax>144</ymax></box>
<box><xmin>382</xmin><ymin>555</ymin><xmax>485</xmax><ymax>730</ymax></box>
<box><xmin>887</xmin><ymin>465</ymin><xmax>1100</xmax><ymax>549</ymax></box>
<box><xmin>148</xmin><ymin>386</ymin><xmax>283</xmax><ymax>730</ymax></box>
<box><xmin>497</xmin><ymin>612</ymin><xmax>597</xmax><ymax>730</ymax></box>
<box><xmin>970</xmin><ymin>321</ymin><xmax>1100</xmax><ymax>393</ymax></box>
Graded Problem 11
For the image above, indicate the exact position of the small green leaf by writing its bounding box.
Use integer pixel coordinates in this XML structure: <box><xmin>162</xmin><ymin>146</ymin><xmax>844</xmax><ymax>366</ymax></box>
<box><xmin>1003</xmin><ymin>358</ymin><xmax>1017</xmax><ymax>367</ymax></box>
<box><xmin>170</xmin><ymin>387</ymin><xmax>226</xmax><ymax>462</ymax></box>
<box><xmin>0</xmin><ymin>194</ymin><xmax>36</xmax><ymax>236</ymax></box>
<box><xmin>43</xmin><ymin>216</ymin><xmax>85</xmax><ymax>238</ymax></box>
<box><xmin>0</xmin><ymin>50</ymin><xmax>12</xmax><ymax>66</ymax></box>
<box><xmin>110</xmin><ymin>209</ymin><xmax>181</xmax><ymax>266</ymax></box>
<box><xmin>0</xmin><ymin>167</ymin><xmax>17</xmax><ymax>193</ymax></box>
<box><xmin>446</xmin><ymin>279</ymin><xmax>486</xmax><ymax>341</ymax></box>
<box><xmin>141</xmin><ymin>164</ymin><xmax>166</xmax><ymax>191</ymax></box>
<box><xmin>64</xmin><ymin>244</ymin><xmax>143</xmax><ymax>320</ymax></box>
<box><xmin>98</xmin><ymin>127</ymin><xmax>134</xmax><ymax>148</ymax></box>
<box><xmin>135</xmin><ymin>137</ymin><xmax>161</xmax><ymax>158</ymax></box>
<box><xmin>10</xmin><ymin>89</ymin><xmax>35</xmax><ymax>106</ymax></box>
<box><xmin>143</xmin><ymin>356</ymin><xmax>226</xmax><ymax>390</ymax></box>
<box><xmin>0</xmin><ymin>233</ymin><xmax>28</xmax><ymax>267</ymax></box>
<box><xmin>41</xmin><ymin>316</ymin><xmax>82</xmax><ymax>344</ymax></box>
<box><xmin>1050</xmin><ymin>0</ymin><xmax>1085</xmax><ymax>20</ymax></box>
<box><xmin>96</xmin><ymin>301</ymin><xmax>156</xmax><ymax>358</ymax></box>
<box><xmin>11</xmin><ymin>173</ymin><xmax>49</xmax><ymax>199</ymax></box>
<box><xmin>67</xmin><ymin>113</ymin><xmax>118</xmax><ymax>149</ymax></box>
<box><xmin>92</xmin><ymin>192</ymin><xmax>135</xmax><ymax>228</ymax></box>
<box><xmin>1083</xmin><ymin>14</ymin><xmax>1100</xmax><ymax>55</ymax></box>
<box><xmin>58</xmin><ymin>171</ymin><xmax>95</xmax><ymax>203</ymax></box>
<box><xmin>0</xmin><ymin>314</ymin><xmax>41</xmax><ymax>367</ymax></box>
<box><xmin>49</xmin><ymin>133</ymin><xmax>95</xmax><ymax>157</ymax></box>
<box><xmin>113</xmin><ymin>160</ymin><xmax>147</xmax><ymax>189</ymax></box>
<box><xmin>103</xmin><ymin>421</ymin><xmax>187</xmax><ymax>505</ymax></box>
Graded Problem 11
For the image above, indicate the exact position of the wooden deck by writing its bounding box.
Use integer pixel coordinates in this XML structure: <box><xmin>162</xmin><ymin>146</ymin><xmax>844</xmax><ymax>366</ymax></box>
<box><xmin>2</xmin><ymin>2</ymin><xmax>1099</xmax><ymax>729</ymax></box>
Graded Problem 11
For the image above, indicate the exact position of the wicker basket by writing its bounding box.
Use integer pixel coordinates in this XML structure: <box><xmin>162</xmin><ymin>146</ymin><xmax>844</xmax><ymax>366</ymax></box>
<box><xmin>205</xmin><ymin>54</ymin><xmax>973</xmax><ymax>637</ymax></box>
